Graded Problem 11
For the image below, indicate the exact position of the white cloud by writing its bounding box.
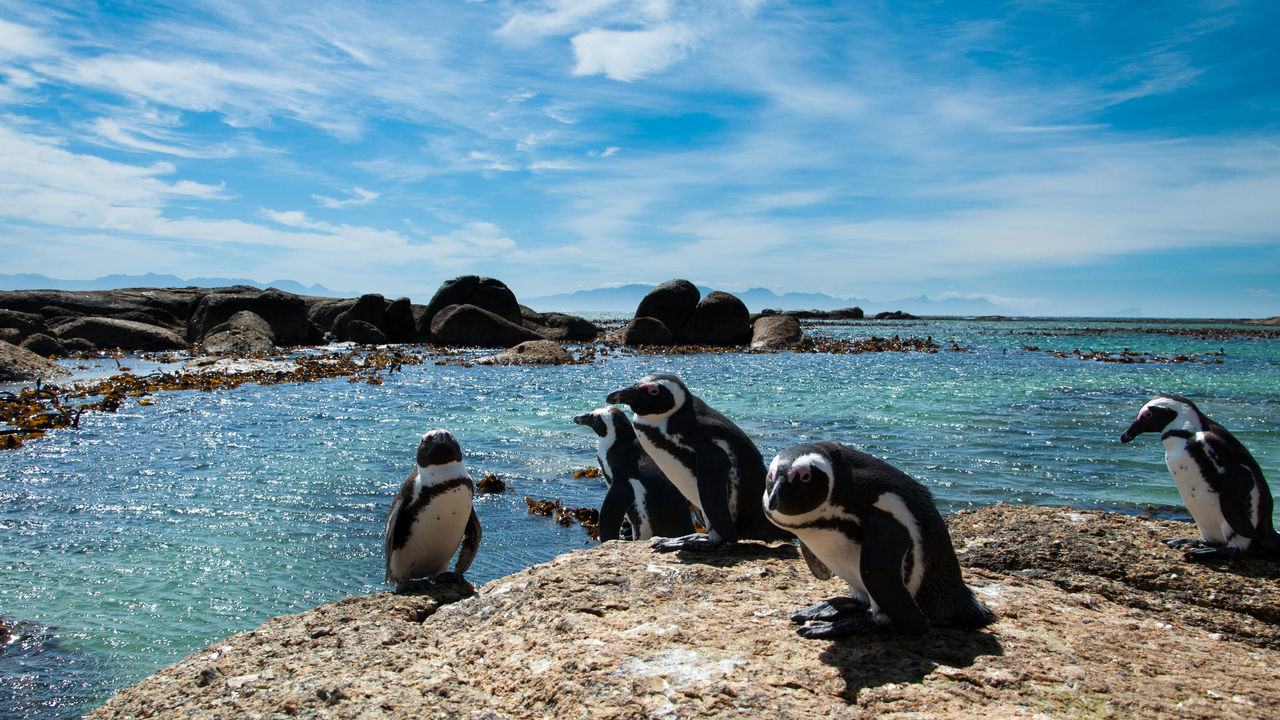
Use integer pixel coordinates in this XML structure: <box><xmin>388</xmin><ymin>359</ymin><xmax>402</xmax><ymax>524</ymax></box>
<box><xmin>0</xmin><ymin>18</ymin><xmax>53</xmax><ymax>60</ymax></box>
<box><xmin>90</xmin><ymin>117</ymin><xmax>238</xmax><ymax>159</ymax></box>
<box><xmin>571</xmin><ymin>23</ymin><xmax>694</xmax><ymax>81</ymax></box>
<box><xmin>312</xmin><ymin>187</ymin><xmax>380</xmax><ymax>209</ymax></box>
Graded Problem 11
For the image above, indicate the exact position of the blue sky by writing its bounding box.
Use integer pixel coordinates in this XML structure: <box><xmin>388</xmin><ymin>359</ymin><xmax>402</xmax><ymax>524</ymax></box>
<box><xmin>1</xmin><ymin>1</ymin><xmax>1277</xmax><ymax>317</ymax></box>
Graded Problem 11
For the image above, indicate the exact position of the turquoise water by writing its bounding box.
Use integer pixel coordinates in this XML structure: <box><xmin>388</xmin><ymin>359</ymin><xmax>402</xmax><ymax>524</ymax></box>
<box><xmin>1</xmin><ymin>317</ymin><xmax>1276</xmax><ymax>718</ymax></box>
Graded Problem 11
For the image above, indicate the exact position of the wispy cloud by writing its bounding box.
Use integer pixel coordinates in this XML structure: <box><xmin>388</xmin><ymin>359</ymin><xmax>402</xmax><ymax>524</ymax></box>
<box><xmin>312</xmin><ymin>187</ymin><xmax>380</xmax><ymax>209</ymax></box>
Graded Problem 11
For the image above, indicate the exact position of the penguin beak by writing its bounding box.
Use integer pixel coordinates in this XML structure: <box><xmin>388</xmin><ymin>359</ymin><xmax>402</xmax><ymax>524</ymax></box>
<box><xmin>606</xmin><ymin>385</ymin><xmax>640</xmax><ymax>406</ymax></box>
<box><xmin>572</xmin><ymin>413</ymin><xmax>592</xmax><ymax>426</ymax></box>
<box><xmin>1120</xmin><ymin>417</ymin><xmax>1145</xmax><ymax>443</ymax></box>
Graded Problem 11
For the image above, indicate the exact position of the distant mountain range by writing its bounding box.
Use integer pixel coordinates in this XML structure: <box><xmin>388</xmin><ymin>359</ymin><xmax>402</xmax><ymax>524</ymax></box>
<box><xmin>0</xmin><ymin>273</ymin><xmax>346</xmax><ymax>298</ymax></box>
<box><xmin>525</xmin><ymin>284</ymin><xmax>1010</xmax><ymax>316</ymax></box>
<box><xmin>0</xmin><ymin>273</ymin><xmax>1016</xmax><ymax>316</ymax></box>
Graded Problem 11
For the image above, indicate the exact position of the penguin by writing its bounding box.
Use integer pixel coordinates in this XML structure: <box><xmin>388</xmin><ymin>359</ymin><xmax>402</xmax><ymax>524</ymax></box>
<box><xmin>1120</xmin><ymin>394</ymin><xmax>1278</xmax><ymax>561</ymax></box>
<box><xmin>384</xmin><ymin>429</ymin><xmax>483</xmax><ymax>593</ymax></box>
<box><xmin>573</xmin><ymin>406</ymin><xmax>695</xmax><ymax>542</ymax></box>
<box><xmin>763</xmin><ymin>442</ymin><xmax>995</xmax><ymax>638</ymax></box>
<box><xmin>606</xmin><ymin>373</ymin><xmax>790</xmax><ymax>551</ymax></box>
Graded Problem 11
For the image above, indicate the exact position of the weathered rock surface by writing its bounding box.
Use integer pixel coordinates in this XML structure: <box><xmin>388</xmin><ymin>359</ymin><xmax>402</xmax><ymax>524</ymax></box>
<box><xmin>18</xmin><ymin>332</ymin><xmax>68</xmax><ymax>357</ymax></box>
<box><xmin>874</xmin><ymin>310</ymin><xmax>919</xmax><ymax>320</ymax></box>
<box><xmin>333</xmin><ymin>294</ymin><xmax>389</xmax><ymax>342</ymax></box>
<box><xmin>187</xmin><ymin>288</ymin><xmax>320</xmax><ymax>346</ymax></box>
<box><xmin>751</xmin><ymin>315</ymin><xmax>805</xmax><ymax>348</ymax></box>
<box><xmin>477</xmin><ymin>340</ymin><xmax>574</xmax><ymax>365</ymax></box>
<box><xmin>199</xmin><ymin>310</ymin><xmax>276</xmax><ymax>354</ymax></box>
<box><xmin>0</xmin><ymin>340</ymin><xmax>71</xmax><ymax>381</ymax></box>
<box><xmin>55</xmin><ymin>317</ymin><xmax>188</xmax><ymax>352</ymax></box>
<box><xmin>417</xmin><ymin>276</ymin><xmax>523</xmax><ymax>340</ymax></box>
<box><xmin>520</xmin><ymin>306</ymin><xmax>601</xmax><ymax>343</ymax></box>
<box><xmin>614</xmin><ymin>316</ymin><xmax>674</xmax><ymax>346</ymax></box>
<box><xmin>634</xmin><ymin>279</ymin><xmax>700</xmax><ymax>337</ymax></box>
<box><xmin>678</xmin><ymin>291</ymin><xmax>752</xmax><ymax>346</ymax></box>
<box><xmin>1247</xmin><ymin>316</ymin><xmax>1280</xmax><ymax>326</ymax></box>
<box><xmin>89</xmin><ymin>505</ymin><xmax>1280</xmax><ymax>719</ymax></box>
<box><xmin>429</xmin><ymin>304</ymin><xmax>543</xmax><ymax>347</ymax></box>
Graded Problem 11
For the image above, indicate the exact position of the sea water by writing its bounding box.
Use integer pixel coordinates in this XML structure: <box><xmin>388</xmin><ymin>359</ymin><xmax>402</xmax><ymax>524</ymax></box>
<box><xmin>1</xmin><ymin>317</ymin><xmax>1276</xmax><ymax>718</ymax></box>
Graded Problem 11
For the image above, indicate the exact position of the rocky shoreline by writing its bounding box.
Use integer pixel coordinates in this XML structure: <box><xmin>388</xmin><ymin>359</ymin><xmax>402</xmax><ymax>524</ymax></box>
<box><xmin>88</xmin><ymin>504</ymin><xmax>1280</xmax><ymax>719</ymax></box>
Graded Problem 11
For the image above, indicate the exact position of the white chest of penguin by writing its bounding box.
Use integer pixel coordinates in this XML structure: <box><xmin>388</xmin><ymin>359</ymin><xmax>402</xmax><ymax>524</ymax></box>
<box><xmin>1162</xmin><ymin>436</ymin><xmax>1229</xmax><ymax>543</ymax></box>
<box><xmin>394</xmin><ymin>483</ymin><xmax>472</xmax><ymax>578</ymax></box>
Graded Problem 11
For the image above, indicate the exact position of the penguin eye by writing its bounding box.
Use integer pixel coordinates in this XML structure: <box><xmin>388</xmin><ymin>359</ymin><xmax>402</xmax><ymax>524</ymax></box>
<box><xmin>799</xmin><ymin>470</ymin><xmax>811</xmax><ymax>483</ymax></box>
<box><xmin>645</xmin><ymin>385</ymin><xmax>659</xmax><ymax>396</ymax></box>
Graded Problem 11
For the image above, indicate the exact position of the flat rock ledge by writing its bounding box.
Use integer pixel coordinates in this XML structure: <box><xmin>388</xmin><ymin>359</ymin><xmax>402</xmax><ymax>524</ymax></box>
<box><xmin>90</xmin><ymin>505</ymin><xmax>1280</xmax><ymax>720</ymax></box>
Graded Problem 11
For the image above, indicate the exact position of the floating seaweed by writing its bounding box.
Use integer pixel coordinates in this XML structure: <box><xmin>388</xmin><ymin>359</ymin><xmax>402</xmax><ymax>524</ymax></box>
<box><xmin>476</xmin><ymin>474</ymin><xmax>507</xmax><ymax>494</ymax></box>
<box><xmin>572</xmin><ymin>467</ymin><xmax>601</xmax><ymax>479</ymax></box>
<box><xmin>524</xmin><ymin>496</ymin><xmax>600</xmax><ymax>539</ymax></box>
<box><xmin>1019</xmin><ymin>346</ymin><xmax>1226</xmax><ymax>365</ymax></box>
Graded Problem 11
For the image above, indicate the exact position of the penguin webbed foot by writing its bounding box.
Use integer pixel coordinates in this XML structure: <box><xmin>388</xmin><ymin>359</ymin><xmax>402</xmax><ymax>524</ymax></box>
<box><xmin>1165</xmin><ymin>537</ymin><xmax>1208</xmax><ymax>550</ymax></box>
<box><xmin>796</xmin><ymin>615</ymin><xmax>891</xmax><ymax>639</ymax></box>
<box><xmin>433</xmin><ymin>571</ymin><xmax>468</xmax><ymax>585</ymax></box>
<box><xmin>1183</xmin><ymin>545</ymin><xmax>1240</xmax><ymax>562</ymax></box>
<box><xmin>651</xmin><ymin>533</ymin><xmax>725</xmax><ymax>552</ymax></box>
<box><xmin>394</xmin><ymin>578</ymin><xmax>435</xmax><ymax>595</ymax></box>
<box><xmin>790</xmin><ymin>596</ymin><xmax>871</xmax><ymax>624</ymax></box>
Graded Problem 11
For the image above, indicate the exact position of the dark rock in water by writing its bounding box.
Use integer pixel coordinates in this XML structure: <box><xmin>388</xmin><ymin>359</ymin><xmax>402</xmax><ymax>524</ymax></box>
<box><xmin>0</xmin><ymin>308</ymin><xmax>49</xmax><ymax>340</ymax></box>
<box><xmin>616</xmin><ymin>316</ymin><xmax>673</xmax><ymax>346</ymax></box>
<box><xmin>200</xmin><ymin>310</ymin><xmax>276</xmax><ymax>353</ymax></box>
<box><xmin>62</xmin><ymin>337</ymin><xmax>96</xmax><ymax>354</ymax></box>
<box><xmin>519</xmin><ymin>306</ymin><xmax>600</xmax><ymax>342</ymax></box>
<box><xmin>0</xmin><ymin>288</ymin><xmax>199</xmax><ymax>333</ymax></box>
<box><xmin>0</xmin><ymin>340</ymin><xmax>71</xmax><ymax>381</ymax></box>
<box><xmin>343</xmin><ymin>320</ymin><xmax>389</xmax><ymax>345</ymax></box>
<box><xmin>828</xmin><ymin>306</ymin><xmax>864</xmax><ymax>320</ymax></box>
<box><xmin>306</xmin><ymin>298</ymin><xmax>357</xmax><ymax>335</ymax></box>
<box><xmin>751</xmin><ymin>315</ymin><xmax>804</xmax><ymax>348</ymax></box>
<box><xmin>187</xmin><ymin>287</ymin><xmax>320</xmax><ymax>346</ymax></box>
<box><xmin>0</xmin><ymin>327</ymin><xmax>21</xmax><ymax>345</ymax></box>
<box><xmin>334</xmin><ymin>294</ymin><xmax>388</xmax><ymax>342</ymax></box>
<box><xmin>478</xmin><ymin>339</ymin><xmax>574</xmax><ymax>365</ymax></box>
<box><xmin>19</xmin><ymin>332</ymin><xmax>68</xmax><ymax>358</ymax></box>
<box><xmin>55</xmin><ymin>317</ymin><xmax>187</xmax><ymax>352</ymax></box>
<box><xmin>678</xmin><ymin>290</ymin><xmax>751</xmax><ymax>346</ymax></box>
<box><xmin>634</xmin><ymin>279</ymin><xmax>700</xmax><ymax>337</ymax></box>
<box><xmin>418</xmin><ymin>277</ymin><xmax>522</xmax><ymax>340</ymax></box>
<box><xmin>385</xmin><ymin>298</ymin><xmax>416</xmax><ymax>342</ymax></box>
<box><xmin>429</xmin><ymin>304</ymin><xmax>542</xmax><ymax>347</ymax></box>
<box><xmin>874</xmin><ymin>310</ymin><xmax>918</xmax><ymax>320</ymax></box>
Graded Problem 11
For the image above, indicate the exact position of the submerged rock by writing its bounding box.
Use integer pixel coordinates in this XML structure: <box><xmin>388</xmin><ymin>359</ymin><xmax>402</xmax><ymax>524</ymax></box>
<box><xmin>88</xmin><ymin>505</ymin><xmax>1280</xmax><ymax>719</ymax></box>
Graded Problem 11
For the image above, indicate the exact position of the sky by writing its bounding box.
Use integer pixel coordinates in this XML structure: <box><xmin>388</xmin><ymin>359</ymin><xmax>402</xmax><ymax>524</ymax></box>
<box><xmin>1</xmin><ymin>0</ymin><xmax>1278</xmax><ymax>317</ymax></box>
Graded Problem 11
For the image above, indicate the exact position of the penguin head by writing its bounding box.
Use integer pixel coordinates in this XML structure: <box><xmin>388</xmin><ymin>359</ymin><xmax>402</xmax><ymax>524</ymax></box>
<box><xmin>606</xmin><ymin>374</ymin><xmax>687</xmax><ymax>419</ymax></box>
<box><xmin>764</xmin><ymin>445</ymin><xmax>835</xmax><ymax>518</ymax></box>
<box><xmin>573</xmin><ymin>407</ymin><xmax>626</xmax><ymax>440</ymax></box>
<box><xmin>416</xmin><ymin>429</ymin><xmax>464</xmax><ymax>467</ymax></box>
<box><xmin>1120</xmin><ymin>395</ymin><xmax>1202</xmax><ymax>443</ymax></box>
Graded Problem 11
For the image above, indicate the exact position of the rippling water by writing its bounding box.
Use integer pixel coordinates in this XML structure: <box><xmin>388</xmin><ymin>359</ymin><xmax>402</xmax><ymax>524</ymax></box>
<box><xmin>1</xmin><ymin>317</ymin><xmax>1276</xmax><ymax>718</ymax></box>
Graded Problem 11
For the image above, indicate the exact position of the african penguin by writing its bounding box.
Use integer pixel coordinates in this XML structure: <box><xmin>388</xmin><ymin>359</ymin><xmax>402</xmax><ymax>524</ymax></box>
<box><xmin>606</xmin><ymin>373</ymin><xmax>791</xmax><ymax>551</ymax></box>
<box><xmin>763</xmin><ymin>442</ymin><xmax>995</xmax><ymax>638</ymax></box>
<box><xmin>384</xmin><ymin>429</ymin><xmax>483</xmax><ymax>593</ymax></box>
<box><xmin>573</xmin><ymin>407</ymin><xmax>695</xmax><ymax>542</ymax></box>
<box><xmin>1121</xmin><ymin>394</ymin><xmax>1278</xmax><ymax>561</ymax></box>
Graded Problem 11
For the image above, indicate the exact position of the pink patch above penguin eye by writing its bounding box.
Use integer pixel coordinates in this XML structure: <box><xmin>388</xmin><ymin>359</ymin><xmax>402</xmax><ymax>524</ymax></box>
<box><xmin>644</xmin><ymin>384</ymin><xmax>659</xmax><ymax>396</ymax></box>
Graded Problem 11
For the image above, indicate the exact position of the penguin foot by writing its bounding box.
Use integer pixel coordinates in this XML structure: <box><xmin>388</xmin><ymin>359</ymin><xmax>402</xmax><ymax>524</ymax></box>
<box><xmin>1165</xmin><ymin>537</ymin><xmax>1207</xmax><ymax>549</ymax></box>
<box><xmin>790</xmin><ymin>596</ymin><xmax>871</xmax><ymax>624</ymax></box>
<box><xmin>394</xmin><ymin>578</ymin><xmax>435</xmax><ymax>595</ymax></box>
<box><xmin>796</xmin><ymin>615</ymin><xmax>889</xmax><ymax>639</ymax></box>
<box><xmin>651</xmin><ymin>533</ymin><xmax>725</xmax><ymax>552</ymax></box>
<box><xmin>1183</xmin><ymin>545</ymin><xmax>1240</xmax><ymax>562</ymax></box>
<box><xmin>432</xmin><ymin>571</ymin><xmax>467</xmax><ymax>585</ymax></box>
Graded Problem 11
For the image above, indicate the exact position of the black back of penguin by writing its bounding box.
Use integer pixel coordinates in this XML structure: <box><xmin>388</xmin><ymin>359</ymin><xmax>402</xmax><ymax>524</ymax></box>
<box><xmin>768</xmin><ymin>442</ymin><xmax>993</xmax><ymax>629</ymax></box>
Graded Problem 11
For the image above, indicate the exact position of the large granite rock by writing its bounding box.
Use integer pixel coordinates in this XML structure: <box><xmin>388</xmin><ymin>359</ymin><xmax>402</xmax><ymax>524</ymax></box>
<box><xmin>0</xmin><ymin>340</ymin><xmax>71</xmax><ymax>381</ymax></box>
<box><xmin>634</xmin><ymin>279</ymin><xmax>700</xmax><ymax>337</ymax></box>
<box><xmin>55</xmin><ymin>317</ymin><xmax>188</xmax><ymax>352</ymax></box>
<box><xmin>615</xmin><ymin>316</ymin><xmax>673</xmax><ymax>346</ymax></box>
<box><xmin>417</xmin><ymin>277</ymin><xmax>522</xmax><ymax>340</ymax></box>
<box><xmin>306</xmin><ymin>298</ymin><xmax>357</xmax><ymax>336</ymax></box>
<box><xmin>678</xmin><ymin>290</ymin><xmax>751</xmax><ymax>346</ymax></box>
<box><xmin>477</xmin><ymin>340</ymin><xmax>574</xmax><ymax>365</ymax></box>
<box><xmin>200</xmin><ymin>310</ymin><xmax>276</xmax><ymax>354</ymax></box>
<box><xmin>187</xmin><ymin>288</ymin><xmax>320</xmax><ymax>347</ymax></box>
<box><xmin>0</xmin><ymin>288</ymin><xmax>201</xmax><ymax>333</ymax></box>
<box><xmin>333</xmin><ymin>294</ymin><xmax>389</xmax><ymax>342</ymax></box>
<box><xmin>18</xmin><ymin>332</ymin><xmax>68</xmax><ymax>358</ymax></box>
<box><xmin>384</xmin><ymin>298</ymin><xmax>417</xmax><ymax>343</ymax></box>
<box><xmin>429</xmin><ymin>304</ymin><xmax>542</xmax><ymax>347</ymax></box>
<box><xmin>87</xmin><ymin>505</ymin><xmax>1280</xmax><ymax>720</ymax></box>
<box><xmin>519</xmin><ymin>307</ymin><xmax>600</xmax><ymax>343</ymax></box>
<box><xmin>0</xmin><ymin>308</ymin><xmax>50</xmax><ymax>341</ymax></box>
<box><xmin>751</xmin><ymin>315</ymin><xmax>805</xmax><ymax>348</ymax></box>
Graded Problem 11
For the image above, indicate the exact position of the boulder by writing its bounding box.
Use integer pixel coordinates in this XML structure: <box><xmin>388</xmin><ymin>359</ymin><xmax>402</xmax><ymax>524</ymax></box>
<box><xmin>306</xmin><ymin>298</ymin><xmax>357</xmax><ymax>335</ymax></box>
<box><xmin>55</xmin><ymin>317</ymin><xmax>187</xmax><ymax>352</ymax></box>
<box><xmin>0</xmin><ymin>308</ymin><xmax>49</xmax><ymax>340</ymax></box>
<box><xmin>417</xmin><ymin>277</ymin><xmax>522</xmax><ymax>339</ymax></box>
<box><xmin>520</xmin><ymin>307</ymin><xmax>601</xmax><ymax>342</ymax></box>
<box><xmin>385</xmin><ymin>298</ymin><xmax>416</xmax><ymax>342</ymax></box>
<box><xmin>343</xmin><ymin>320</ymin><xmax>389</xmax><ymax>345</ymax></box>
<box><xmin>679</xmin><ymin>291</ymin><xmax>751</xmax><ymax>346</ymax></box>
<box><xmin>0</xmin><ymin>288</ymin><xmax>201</xmax><ymax>332</ymax></box>
<box><xmin>828</xmin><ymin>306</ymin><xmax>864</xmax><ymax>320</ymax></box>
<box><xmin>200</xmin><ymin>311</ymin><xmax>276</xmax><ymax>354</ymax></box>
<box><xmin>61</xmin><ymin>337</ymin><xmax>97</xmax><ymax>354</ymax></box>
<box><xmin>19</xmin><ymin>332</ymin><xmax>68</xmax><ymax>358</ymax></box>
<box><xmin>0</xmin><ymin>340</ymin><xmax>70</xmax><ymax>381</ymax></box>
<box><xmin>478</xmin><ymin>340</ymin><xmax>574</xmax><ymax>365</ymax></box>
<box><xmin>188</xmin><ymin>288</ymin><xmax>320</xmax><ymax>346</ymax></box>
<box><xmin>751</xmin><ymin>315</ymin><xmax>805</xmax><ymax>348</ymax></box>
<box><xmin>0</xmin><ymin>328</ymin><xmax>20</xmax><ymax>345</ymax></box>
<box><xmin>429</xmin><ymin>304</ymin><xmax>543</xmax><ymax>347</ymax></box>
<box><xmin>334</xmin><ymin>294</ymin><xmax>388</xmax><ymax>342</ymax></box>
<box><xmin>634</xmin><ymin>279</ymin><xmax>700</xmax><ymax>336</ymax></box>
<box><xmin>615</xmin><ymin>316</ymin><xmax>673</xmax><ymax>346</ymax></box>
<box><xmin>874</xmin><ymin>310</ymin><xmax>918</xmax><ymax>320</ymax></box>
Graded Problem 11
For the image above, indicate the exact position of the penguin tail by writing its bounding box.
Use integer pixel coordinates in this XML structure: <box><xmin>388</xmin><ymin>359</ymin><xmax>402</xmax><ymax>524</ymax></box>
<box><xmin>948</xmin><ymin>590</ymin><xmax>997</xmax><ymax>630</ymax></box>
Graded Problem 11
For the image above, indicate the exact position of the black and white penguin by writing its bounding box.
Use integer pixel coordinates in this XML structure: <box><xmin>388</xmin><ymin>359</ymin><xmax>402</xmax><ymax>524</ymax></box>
<box><xmin>1120</xmin><ymin>394</ymin><xmax>1278</xmax><ymax>560</ymax></box>
<box><xmin>384</xmin><ymin>429</ymin><xmax>483</xmax><ymax>593</ymax></box>
<box><xmin>606</xmin><ymin>373</ymin><xmax>790</xmax><ymax>551</ymax></box>
<box><xmin>763</xmin><ymin>442</ymin><xmax>995</xmax><ymax>638</ymax></box>
<box><xmin>574</xmin><ymin>406</ymin><xmax>695</xmax><ymax>542</ymax></box>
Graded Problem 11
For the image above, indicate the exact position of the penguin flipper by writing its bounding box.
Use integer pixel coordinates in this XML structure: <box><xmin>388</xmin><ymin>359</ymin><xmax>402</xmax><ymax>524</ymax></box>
<box><xmin>693</xmin><ymin>439</ymin><xmax>738</xmax><ymax>544</ymax></box>
<box><xmin>598</xmin><ymin>479</ymin><xmax>634</xmax><ymax>542</ymax></box>
<box><xmin>798</xmin><ymin>540</ymin><xmax>833</xmax><ymax>580</ymax></box>
<box><xmin>383</xmin><ymin>470</ymin><xmax>417</xmax><ymax>583</ymax></box>
<box><xmin>453</xmin><ymin>507</ymin><xmax>482</xmax><ymax>576</ymax></box>
<box><xmin>860</xmin><ymin>508</ymin><xmax>929</xmax><ymax>635</ymax></box>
